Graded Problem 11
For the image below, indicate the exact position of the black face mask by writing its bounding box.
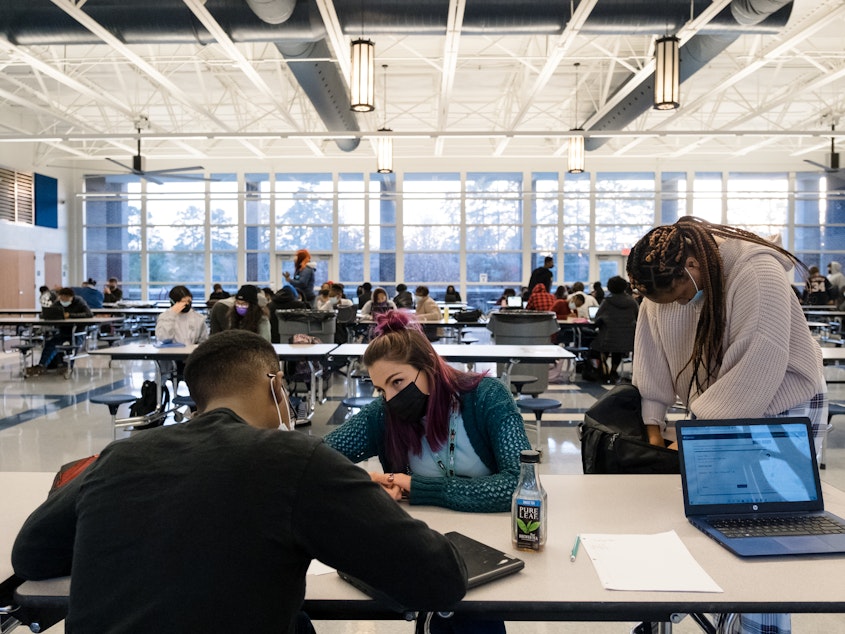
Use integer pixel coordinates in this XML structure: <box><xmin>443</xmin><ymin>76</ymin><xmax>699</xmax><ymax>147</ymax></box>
<box><xmin>385</xmin><ymin>378</ymin><xmax>429</xmax><ymax>425</ymax></box>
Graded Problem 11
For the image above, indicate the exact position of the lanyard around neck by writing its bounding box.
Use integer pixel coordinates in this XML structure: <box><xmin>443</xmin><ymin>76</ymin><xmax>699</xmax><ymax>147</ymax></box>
<box><xmin>434</xmin><ymin>414</ymin><xmax>458</xmax><ymax>477</ymax></box>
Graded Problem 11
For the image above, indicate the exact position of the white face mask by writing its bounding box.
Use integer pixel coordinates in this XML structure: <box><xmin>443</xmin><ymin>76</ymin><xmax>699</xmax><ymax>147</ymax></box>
<box><xmin>268</xmin><ymin>373</ymin><xmax>293</xmax><ymax>431</ymax></box>
<box><xmin>685</xmin><ymin>267</ymin><xmax>703</xmax><ymax>304</ymax></box>
<box><xmin>568</xmin><ymin>302</ymin><xmax>576</xmax><ymax>310</ymax></box>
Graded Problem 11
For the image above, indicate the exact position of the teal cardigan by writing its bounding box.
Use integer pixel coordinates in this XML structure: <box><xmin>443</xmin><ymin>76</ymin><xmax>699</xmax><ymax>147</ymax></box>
<box><xmin>324</xmin><ymin>377</ymin><xmax>531</xmax><ymax>512</ymax></box>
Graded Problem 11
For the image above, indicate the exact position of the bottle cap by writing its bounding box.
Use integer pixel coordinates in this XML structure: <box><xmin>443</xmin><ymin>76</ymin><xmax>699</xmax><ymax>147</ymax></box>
<box><xmin>519</xmin><ymin>449</ymin><xmax>540</xmax><ymax>463</ymax></box>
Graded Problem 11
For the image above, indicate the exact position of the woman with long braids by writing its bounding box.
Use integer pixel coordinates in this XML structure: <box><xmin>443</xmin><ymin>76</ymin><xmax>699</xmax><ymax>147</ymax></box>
<box><xmin>627</xmin><ymin>216</ymin><xmax>826</xmax><ymax>634</ymax></box>
<box><xmin>627</xmin><ymin>216</ymin><xmax>826</xmax><ymax>450</ymax></box>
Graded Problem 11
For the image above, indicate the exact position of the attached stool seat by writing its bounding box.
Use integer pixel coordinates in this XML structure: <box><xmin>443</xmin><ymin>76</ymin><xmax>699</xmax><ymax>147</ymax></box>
<box><xmin>13</xmin><ymin>344</ymin><xmax>36</xmax><ymax>377</ymax></box>
<box><xmin>172</xmin><ymin>395</ymin><xmax>197</xmax><ymax>422</ymax></box>
<box><xmin>341</xmin><ymin>396</ymin><xmax>376</xmax><ymax>418</ymax></box>
<box><xmin>90</xmin><ymin>394</ymin><xmax>137</xmax><ymax>439</ymax></box>
<box><xmin>516</xmin><ymin>397</ymin><xmax>561</xmax><ymax>453</ymax></box>
<box><xmin>459</xmin><ymin>335</ymin><xmax>479</xmax><ymax>344</ymax></box>
<box><xmin>55</xmin><ymin>341</ymin><xmax>83</xmax><ymax>379</ymax></box>
<box><xmin>507</xmin><ymin>374</ymin><xmax>538</xmax><ymax>398</ymax></box>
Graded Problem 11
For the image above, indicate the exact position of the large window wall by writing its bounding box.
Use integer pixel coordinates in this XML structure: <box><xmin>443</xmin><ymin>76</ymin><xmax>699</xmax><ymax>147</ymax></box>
<box><xmin>83</xmin><ymin>170</ymin><xmax>845</xmax><ymax>308</ymax></box>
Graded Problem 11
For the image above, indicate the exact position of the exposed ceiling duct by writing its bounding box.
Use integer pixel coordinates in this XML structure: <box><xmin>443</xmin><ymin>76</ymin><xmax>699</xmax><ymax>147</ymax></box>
<box><xmin>584</xmin><ymin>0</ymin><xmax>794</xmax><ymax>151</ymax></box>
<box><xmin>0</xmin><ymin>0</ymin><xmax>795</xmax><ymax>156</ymax></box>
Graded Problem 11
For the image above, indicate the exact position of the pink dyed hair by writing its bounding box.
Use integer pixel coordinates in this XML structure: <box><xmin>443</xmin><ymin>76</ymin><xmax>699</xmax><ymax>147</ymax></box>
<box><xmin>363</xmin><ymin>310</ymin><xmax>485</xmax><ymax>470</ymax></box>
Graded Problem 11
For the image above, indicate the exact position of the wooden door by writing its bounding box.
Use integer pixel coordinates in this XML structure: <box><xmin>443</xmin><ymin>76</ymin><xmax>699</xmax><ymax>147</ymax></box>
<box><xmin>0</xmin><ymin>249</ymin><xmax>35</xmax><ymax>308</ymax></box>
<box><xmin>44</xmin><ymin>252</ymin><xmax>62</xmax><ymax>288</ymax></box>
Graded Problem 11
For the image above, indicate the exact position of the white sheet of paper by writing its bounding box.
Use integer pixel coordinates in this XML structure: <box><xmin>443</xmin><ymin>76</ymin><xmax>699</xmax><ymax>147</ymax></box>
<box><xmin>580</xmin><ymin>531</ymin><xmax>722</xmax><ymax>592</ymax></box>
<box><xmin>306</xmin><ymin>560</ymin><xmax>335</xmax><ymax>576</ymax></box>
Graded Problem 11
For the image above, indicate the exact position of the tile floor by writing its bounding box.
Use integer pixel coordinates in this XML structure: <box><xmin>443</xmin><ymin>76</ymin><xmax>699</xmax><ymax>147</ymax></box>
<box><xmin>2</xmin><ymin>334</ymin><xmax>845</xmax><ymax>633</ymax></box>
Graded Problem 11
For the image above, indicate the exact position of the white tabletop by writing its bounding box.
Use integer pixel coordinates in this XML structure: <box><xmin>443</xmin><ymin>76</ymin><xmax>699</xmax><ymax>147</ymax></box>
<box><xmin>91</xmin><ymin>307</ymin><xmax>165</xmax><ymax>316</ymax></box>
<box><xmin>0</xmin><ymin>317</ymin><xmax>121</xmax><ymax>327</ymax></box>
<box><xmin>89</xmin><ymin>342</ymin><xmax>339</xmax><ymax>361</ymax></box>
<box><xmin>331</xmin><ymin>343</ymin><xmax>573</xmax><ymax>363</ymax></box>
<box><xmin>822</xmin><ymin>347</ymin><xmax>845</xmax><ymax>363</ymax></box>
<box><xmin>303</xmin><ymin>474</ymin><xmax>845</xmax><ymax>620</ymax></box>
<box><xmin>0</xmin><ymin>472</ymin><xmax>55</xmax><ymax>580</ymax></box>
<box><xmin>8</xmin><ymin>474</ymin><xmax>845</xmax><ymax>621</ymax></box>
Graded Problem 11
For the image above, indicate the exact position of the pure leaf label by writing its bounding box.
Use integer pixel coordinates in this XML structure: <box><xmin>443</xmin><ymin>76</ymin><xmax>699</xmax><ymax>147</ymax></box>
<box><xmin>515</xmin><ymin>498</ymin><xmax>542</xmax><ymax>550</ymax></box>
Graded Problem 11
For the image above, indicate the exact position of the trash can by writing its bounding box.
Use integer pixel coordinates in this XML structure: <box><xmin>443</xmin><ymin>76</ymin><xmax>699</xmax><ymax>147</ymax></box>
<box><xmin>486</xmin><ymin>310</ymin><xmax>558</xmax><ymax>395</ymax></box>
<box><xmin>276</xmin><ymin>309</ymin><xmax>337</xmax><ymax>342</ymax></box>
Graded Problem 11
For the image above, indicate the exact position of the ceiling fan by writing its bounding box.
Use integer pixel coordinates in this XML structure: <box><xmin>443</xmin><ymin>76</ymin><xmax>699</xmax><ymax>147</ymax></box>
<box><xmin>95</xmin><ymin>116</ymin><xmax>215</xmax><ymax>184</ymax></box>
<box><xmin>803</xmin><ymin>124</ymin><xmax>843</xmax><ymax>174</ymax></box>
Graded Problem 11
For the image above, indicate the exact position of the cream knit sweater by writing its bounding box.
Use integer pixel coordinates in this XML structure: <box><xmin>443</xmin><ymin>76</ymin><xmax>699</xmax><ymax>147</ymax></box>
<box><xmin>633</xmin><ymin>238</ymin><xmax>825</xmax><ymax>430</ymax></box>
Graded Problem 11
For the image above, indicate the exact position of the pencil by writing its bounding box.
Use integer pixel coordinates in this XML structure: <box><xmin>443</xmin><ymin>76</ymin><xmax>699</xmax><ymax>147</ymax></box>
<box><xmin>570</xmin><ymin>534</ymin><xmax>581</xmax><ymax>562</ymax></box>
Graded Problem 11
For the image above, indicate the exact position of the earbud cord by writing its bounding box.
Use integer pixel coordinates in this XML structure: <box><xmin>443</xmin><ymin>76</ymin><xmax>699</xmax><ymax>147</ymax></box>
<box><xmin>268</xmin><ymin>373</ymin><xmax>290</xmax><ymax>431</ymax></box>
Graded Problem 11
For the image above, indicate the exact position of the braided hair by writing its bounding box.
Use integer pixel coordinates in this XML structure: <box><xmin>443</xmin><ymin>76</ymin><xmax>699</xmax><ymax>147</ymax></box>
<box><xmin>626</xmin><ymin>216</ymin><xmax>805</xmax><ymax>399</ymax></box>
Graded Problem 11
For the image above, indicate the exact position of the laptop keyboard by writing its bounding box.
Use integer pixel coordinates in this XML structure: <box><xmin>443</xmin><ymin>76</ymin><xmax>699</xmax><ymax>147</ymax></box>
<box><xmin>711</xmin><ymin>516</ymin><xmax>845</xmax><ymax>538</ymax></box>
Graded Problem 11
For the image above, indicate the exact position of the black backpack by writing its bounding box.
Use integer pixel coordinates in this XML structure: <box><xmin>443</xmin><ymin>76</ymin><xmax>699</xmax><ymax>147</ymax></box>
<box><xmin>128</xmin><ymin>380</ymin><xmax>169</xmax><ymax>427</ymax></box>
<box><xmin>579</xmin><ymin>384</ymin><xmax>679</xmax><ymax>474</ymax></box>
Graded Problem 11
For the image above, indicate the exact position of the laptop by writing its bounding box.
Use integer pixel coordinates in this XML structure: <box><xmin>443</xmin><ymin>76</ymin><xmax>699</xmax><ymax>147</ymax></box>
<box><xmin>588</xmin><ymin>305</ymin><xmax>599</xmax><ymax>320</ymax></box>
<box><xmin>41</xmin><ymin>304</ymin><xmax>65</xmax><ymax>320</ymax></box>
<box><xmin>337</xmin><ymin>531</ymin><xmax>524</xmax><ymax>610</ymax></box>
<box><xmin>677</xmin><ymin>417</ymin><xmax>845</xmax><ymax>557</ymax></box>
<box><xmin>506</xmin><ymin>295</ymin><xmax>523</xmax><ymax>308</ymax></box>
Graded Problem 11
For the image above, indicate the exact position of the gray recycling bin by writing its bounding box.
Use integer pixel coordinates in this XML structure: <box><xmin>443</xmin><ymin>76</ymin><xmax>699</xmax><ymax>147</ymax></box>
<box><xmin>276</xmin><ymin>309</ymin><xmax>336</xmax><ymax>342</ymax></box>
<box><xmin>486</xmin><ymin>310</ymin><xmax>559</xmax><ymax>395</ymax></box>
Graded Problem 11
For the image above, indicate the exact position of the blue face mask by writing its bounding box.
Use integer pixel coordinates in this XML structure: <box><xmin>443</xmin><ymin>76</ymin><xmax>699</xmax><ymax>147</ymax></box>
<box><xmin>685</xmin><ymin>268</ymin><xmax>703</xmax><ymax>304</ymax></box>
<box><xmin>59</xmin><ymin>300</ymin><xmax>71</xmax><ymax>307</ymax></box>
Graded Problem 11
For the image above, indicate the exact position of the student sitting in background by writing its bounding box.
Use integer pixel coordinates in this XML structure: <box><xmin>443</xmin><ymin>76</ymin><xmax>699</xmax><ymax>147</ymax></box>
<box><xmin>315</xmin><ymin>288</ymin><xmax>332</xmax><ymax>310</ymax></box>
<box><xmin>590</xmin><ymin>276</ymin><xmax>638</xmax><ymax>383</ymax></box>
<box><xmin>525</xmin><ymin>282</ymin><xmax>555</xmax><ymax>311</ymax></box>
<box><xmin>328</xmin><ymin>283</ymin><xmax>353</xmax><ymax>308</ymax></box>
<box><xmin>226</xmin><ymin>284</ymin><xmax>270</xmax><ymax>341</ymax></box>
<box><xmin>156</xmin><ymin>285</ymin><xmax>208</xmax><ymax>345</ymax></box>
<box><xmin>38</xmin><ymin>285</ymin><xmax>56</xmax><ymax>308</ymax></box>
<box><xmin>413</xmin><ymin>286</ymin><xmax>442</xmax><ymax>321</ymax></box>
<box><xmin>360</xmin><ymin>287</ymin><xmax>397</xmax><ymax>319</ymax></box>
<box><xmin>497</xmin><ymin>287</ymin><xmax>517</xmax><ymax>307</ymax></box>
<box><xmin>13</xmin><ymin>330</ymin><xmax>467</xmax><ymax>634</ymax></box>
<box><xmin>357</xmin><ymin>282</ymin><xmax>373</xmax><ymax>309</ymax></box>
<box><xmin>102</xmin><ymin>278</ymin><xmax>123</xmax><ymax>303</ymax></box>
<box><xmin>208</xmin><ymin>283</ymin><xmax>230</xmax><ymax>301</ymax></box>
<box><xmin>393</xmin><ymin>283</ymin><xmax>414</xmax><ymax>309</ymax></box>
<box><xmin>72</xmin><ymin>278</ymin><xmax>104</xmax><ymax>309</ymax></box>
<box><xmin>29</xmin><ymin>288</ymin><xmax>92</xmax><ymax>376</ymax></box>
<box><xmin>444</xmin><ymin>285</ymin><xmax>462</xmax><ymax>303</ymax></box>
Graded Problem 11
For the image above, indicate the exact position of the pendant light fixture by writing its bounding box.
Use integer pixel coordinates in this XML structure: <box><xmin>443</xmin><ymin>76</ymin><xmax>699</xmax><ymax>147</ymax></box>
<box><xmin>568</xmin><ymin>62</ymin><xmax>585</xmax><ymax>174</ymax></box>
<box><xmin>350</xmin><ymin>4</ymin><xmax>375</xmax><ymax>112</ymax></box>
<box><xmin>654</xmin><ymin>35</ymin><xmax>680</xmax><ymax>110</ymax></box>
<box><xmin>377</xmin><ymin>64</ymin><xmax>393</xmax><ymax>174</ymax></box>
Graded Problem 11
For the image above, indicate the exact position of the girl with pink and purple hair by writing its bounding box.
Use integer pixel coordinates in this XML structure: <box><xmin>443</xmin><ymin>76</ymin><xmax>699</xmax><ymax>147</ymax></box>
<box><xmin>324</xmin><ymin>310</ymin><xmax>530</xmax><ymax>514</ymax></box>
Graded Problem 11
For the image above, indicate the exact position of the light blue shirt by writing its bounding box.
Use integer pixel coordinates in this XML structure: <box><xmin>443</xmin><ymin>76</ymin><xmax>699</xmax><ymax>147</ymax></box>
<box><xmin>408</xmin><ymin>411</ymin><xmax>492</xmax><ymax>478</ymax></box>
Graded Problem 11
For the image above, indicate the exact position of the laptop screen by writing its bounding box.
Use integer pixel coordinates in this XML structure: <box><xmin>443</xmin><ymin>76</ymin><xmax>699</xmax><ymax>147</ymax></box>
<box><xmin>506</xmin><ymin>295</ymin><xmax>523</xmax><ymax>308</ymax></box>
<box><xmin>677</xmin><ymin>418</ymin><xmax>822</xmax><ymax>515</ymax></box>
<box><xmin>588</xmin><ymin>305</ymin><xmax>599</xmax><ymax>320</ymax></box>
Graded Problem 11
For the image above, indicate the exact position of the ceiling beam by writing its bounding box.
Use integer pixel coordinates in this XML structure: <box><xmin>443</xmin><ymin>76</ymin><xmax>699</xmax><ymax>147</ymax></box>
<box><xmin>493</xmin><ymin>0</ymin><xmax>598</xmax><ymax>156</ymax></box>
<box><xmin>182</xmin><ymin>0</ymin><xmax>324</xmax><ymax>157</ymax></box>
<box><xmin>434</xmin><ymin>0</ymin><xmax>466</xmax><ymax>156</ymax></box>
<box><xmin>581</xmin><ymin>0</ymin><xmax>733</xmax><ymax>130</ymax></box>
